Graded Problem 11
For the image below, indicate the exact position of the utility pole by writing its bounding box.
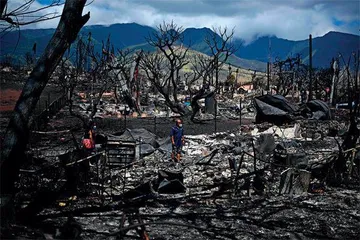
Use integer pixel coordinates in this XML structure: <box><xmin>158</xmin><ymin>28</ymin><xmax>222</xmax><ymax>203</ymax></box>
<box><xmin>214</xmin><ymin>56</ymin><xmax>219</xmax><ymax>133</ymax></box>
<box><xmin>292</xmin><ymin>70</ymin><xmax>295</xmax><ymax>102</ymax></box>
<box><xmin>234</xmin><ymin>68</ymin><xmax>239</xmax><ymax>98</ymax></box>
<box><xmin>268</xmin><ymin>37</ymin><xmax>272</xmax><ymax>93</ymax></box>
<box><xmin>308</xmin><ymin>34</ymin><xmax>313</xmax><ymax>101</ymax></box>
<box><xmin>267</xmin><ymin>62</ymin><xmax>270</xmax><ymax>92</ymax></box>
<box><xmin>330</xmin><ymin>58</ymin><xmax>338</xmax><ymax>106</ymax></box>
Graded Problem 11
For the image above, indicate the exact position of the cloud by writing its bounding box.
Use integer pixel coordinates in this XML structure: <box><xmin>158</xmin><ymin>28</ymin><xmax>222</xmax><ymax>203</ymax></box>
<box><xmin>7</xmin><ymin>0</ymin><xmax>359</xmax><ymax>43</ymax></box>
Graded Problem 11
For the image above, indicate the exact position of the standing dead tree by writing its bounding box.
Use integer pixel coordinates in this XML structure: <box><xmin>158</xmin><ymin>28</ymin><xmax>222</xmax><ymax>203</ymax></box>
<box><xmin>190</xmin><ymin>53</ymin><xmax>214</xmax><ymax>87</ymax></box>
<box><xmin>0</xmin><ymin>0</ymin><xmax>90</xmax><ymax>195</ymax></box>
<box><xmin>84</xmin><ymin>36</ymin><xmax>117</xmax><ymax>122</ymax></box>
<box><xmin>352</xmin><ymin>51</ymin><xmax>360</xmax><ymax>117</ymax></box>
<box><xmin>338</xmin><ymin>52</ymin><xmax>360</xmax><ymax>116</ymax></box>
<box><xmin>141</xmin><ymin>21</ymin><xmax>189</xmax><ymax>115</ymax></box>
<box><xmin>183</xmin><ymin>27</ymin><xmax>237</xmax><ymax>122</ymax></box>
<box><xmin>338</xmin><ymin>52</ymin><xmax>360</xmax><ymax>158</ymax></box>
<box><xmin>185</xmin><ymin>54</ymin><xmax>216</xmax><ymax>122</ymax></box>
<box><xmin>205</xmin><ymin>27</ymin><xmax>237</xmax><ymax>129</ymax></box>
<box><xmin>57</xmin><ymin>37</ymin><xmax>92</xmax><ymax>128</ymax></box>
<box><xmin>312</xmin><ymin>68</ymin><xmax>332</xmax><ymax>101</ymax></box>
<box><xmin>250</xmin><ymin>70</ymin><xmax>266</xmax><ymax>91</ymax></box>
<box><xmin>272</xmin><ymin>56</ymin><xmax>301</xmax><ymax>96</ymax></box>
<box><xmin>59</xmin><ymin>34</ymin><xmax>122</xmax><ymax>128</ymax></box>
<box><xmin>204</xmin><ymin>27</ymin><xmax>237</xmax><ymax>92</ymax></box>
<box><xmin>111</xmin><ymin>48</ymin><xmax>143</xmax><ymax>113</ymax></box>
<box><xmin>112</xmin><ymin>48</ymin><xmax>134</xmax><ymax>103</ymax></box>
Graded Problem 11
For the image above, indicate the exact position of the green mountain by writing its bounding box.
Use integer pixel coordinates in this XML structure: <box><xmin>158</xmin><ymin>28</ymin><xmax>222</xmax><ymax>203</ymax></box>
<box><xmin>234</xmin><ymin>31</ymin><xmax>360</xmax><ymax>68</ymax></box>
<box><xmin>181</xmin><ymin>27</ymin><xmax>266</xmax><ymax>70</ymax></box>
<box><xmin>0</xmin><ymin>23</ymin><xmax>156</xmax><ymax>61</ymax></box>
<box><xmin>1</xmin><ymin>23</ymin><xmax>359</xmax><ymax>71</ymax></box>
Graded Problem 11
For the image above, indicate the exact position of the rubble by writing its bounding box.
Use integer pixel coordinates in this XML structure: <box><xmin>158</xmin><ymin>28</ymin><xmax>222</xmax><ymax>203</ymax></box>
<box><xmin>254</xmin><ymin>94</ymin><xmax>298</xmax><ymax>124</ymax></box>
<box><xmin>2</xmin><ymin>89</ymin><xmax>360</xmax><ymax>239</ymax></box>
<box><xmin>251</xmin><ymin>123</ymin><xmax>301</xmax><ymax>139</ymax></box>
<box><xmin>253</xmin><ymin>95</ymin><xmax>333</xmax><ymax>125</ymax></box>
<box><xmin>306</xmin><ymin>100</ymin><xmax>332</xmax><ymax>120</ymax></box>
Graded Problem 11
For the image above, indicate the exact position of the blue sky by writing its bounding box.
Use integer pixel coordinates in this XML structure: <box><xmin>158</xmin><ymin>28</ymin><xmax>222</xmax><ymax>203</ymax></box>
<box><xmin>9</xmin><ymin>0</ymin><xmax>360</xmax><ymax>43</ymax></box>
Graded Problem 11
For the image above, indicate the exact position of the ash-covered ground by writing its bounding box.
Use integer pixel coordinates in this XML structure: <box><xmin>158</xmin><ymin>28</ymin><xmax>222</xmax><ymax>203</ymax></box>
<box><xmin>2</xmin><ymin>106</ymin><xmax>359</xmax><ymax>240</ymax></box>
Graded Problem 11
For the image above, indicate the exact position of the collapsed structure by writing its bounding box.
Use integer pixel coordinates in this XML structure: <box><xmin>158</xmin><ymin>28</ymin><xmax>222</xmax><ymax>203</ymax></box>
<box><xmin>2</xmin><ymin>89</ymin><xmax>358</xmax><ymax>240</ymax></box>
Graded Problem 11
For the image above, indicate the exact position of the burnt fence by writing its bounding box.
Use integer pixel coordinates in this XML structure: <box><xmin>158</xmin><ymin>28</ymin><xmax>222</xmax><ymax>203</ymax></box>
<box><xmin>32</xmin><ymin>94</ymin><xmax>67</xmax><ymax>130</ymax></box>
<box><xmin>95</xmin><ymin>115</ymin><xmax>244</xmax><ymax>138</ymax></box>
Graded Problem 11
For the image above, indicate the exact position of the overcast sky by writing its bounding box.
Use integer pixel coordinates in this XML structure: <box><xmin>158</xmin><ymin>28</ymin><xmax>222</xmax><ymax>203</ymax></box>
<box><xmin>9</xmin><ymin>0</ymin><xmax>360</xmax><ymax>43</ymax></box>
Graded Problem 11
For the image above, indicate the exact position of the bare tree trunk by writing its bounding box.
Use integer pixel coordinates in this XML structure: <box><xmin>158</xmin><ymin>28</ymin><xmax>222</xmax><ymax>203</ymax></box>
<box><xmin>0</xmin><ymin>0</ymin><xmax>90</xmax><ymax>195</ymax></box>
<box><xmin>0</xmin><ymin>0</ymin><xmax>7</xmax><ymax>17</ymax></box>
<box><xmin>354</xmin><ymin>51</ymin><xmax>359</xmax><ymax>116</ymax></box>
<box><xmin>190</xmin><ymin>88</ymin><xmax>214</xmax><ymax>122</ymax></box>
<box><xmin>330</xmin><ymin>72</ymin><xmax>336</xmax><ymax>106</ymax></box>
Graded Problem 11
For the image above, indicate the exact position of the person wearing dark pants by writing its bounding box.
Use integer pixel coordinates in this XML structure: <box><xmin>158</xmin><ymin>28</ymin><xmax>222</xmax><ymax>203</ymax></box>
<box><xmin>170</xmin><ymin>119</ymin><xmax>184</xmax><ymax>162</ymax></box>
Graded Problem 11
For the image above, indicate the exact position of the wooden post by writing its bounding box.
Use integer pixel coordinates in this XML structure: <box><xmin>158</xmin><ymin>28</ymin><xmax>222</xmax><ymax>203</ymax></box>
<box><xmin>48</xmin><ymin>92</ymin><xmax>51</xmax><ymax>109</ymax></box>
<box><xmin>267</xmin><ymin>62</ymin><xmax>270</xmax><ymax>91</ymax></box>
<box><xmin>308</xmin><ymin>34</ymin><xmax>313</xmax><ymax>101</ymax></box>
<box><xmin>252</xmin><ymin>139</ymin><xmax>257</xmax><ymax>171</ymax></box>
<box><xmin>239</xmin><ymin>97</ymin><xmax>242</xmax><ymax>130</ymax></box>
<box><xmin>214</xmin><ymin>58</ymin><xmax>218</xmax><ymax>133</ymax></box>
<box><xmin>154</xmin><ymin>116</ymin><xmax>157</xmax><ymax>135</ymax></box>
<box><xmin>214</xmin><ymin>99</ymin><xmax>217</xmax><ymax>133</ymax></box>
<box><xmin>330</xmin><ymin>59</ymin><xmax>338</xmax><ymax>106</ymax></box>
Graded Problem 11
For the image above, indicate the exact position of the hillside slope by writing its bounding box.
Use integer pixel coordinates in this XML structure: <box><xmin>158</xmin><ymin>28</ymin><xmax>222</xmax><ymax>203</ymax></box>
<box><xmin>1</xmin><ymin>23</ymin><xmax>358</xmax><ymax>70</ymax></box>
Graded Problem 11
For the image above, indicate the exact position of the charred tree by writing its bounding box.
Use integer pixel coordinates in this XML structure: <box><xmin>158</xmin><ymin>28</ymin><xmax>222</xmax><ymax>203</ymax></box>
<box><xmin>185</xmin><ymin>27</ymin><xmax>237</xmax><ymax>122</ymax></box>
<box><xmin>58</xmin><ymin>34</ymin><xmax>126</xmax><ymax>128</ymax></box>
<box><xmin>273</xmin><ymin>56</ymin><xmax>302</xmax><ymax>97</ymax></box>
<box><xmin>309</xmin><ymin>34</ymin><xmax>313</xmax><ymax>100</ymax></box>
<box><xmin>185</xmin><ymin>55</ymin><xmax>216</xmax><ymax>122</ymax></box>
<box><xmin>0</xmin><ymin>0</ymin><xmax>64</xmax><ymax>33</ymax></box>
<box><xmin>189</xmin><ymin>86</ymin><xmax>215</xmax><ymax>122</ymax></box>
<box><xmin>141</xmin><ymin>21</ymin><xmax>189</xmax><ymax>115</ymax></box>
<box><xmin>0</xmin><ymin>0</ymin><xmax>90</xmax><ymax>195</ymax></box>
<box><xmin>112</xmin><ymin>48</ymin><xmax>143</xmax><ymax>113</ymax></box>
<box><xmin>204</xmin><ymin>27</ymin><xmax>237</xmax><ymax>127</ymax></box>
<box><xmin>57</xmin><ymin>37</ymin><xmax>89</xmax><ymax>128</ymax></box>
<box><xmin>204</xmin><ymin>27</ymin><xmax>237</xmax><ymax>94</ymax></box>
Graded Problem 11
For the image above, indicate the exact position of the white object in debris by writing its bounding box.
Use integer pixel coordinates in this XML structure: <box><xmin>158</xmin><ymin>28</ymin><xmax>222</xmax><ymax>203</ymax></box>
<box><xmin>188</xmin><ymin>149</ymin><xmax>203</xmax><ymax>155</ymax></box>
<box><xmin>79</xmin><ymin>103</ymin><xmax>89</xmax><ymax>111</ymax></box>
<box><xmin>251</xmin><ymin>128</ymin><xmax>259</xmax><ymax>136</ymax></box>
<box><xmin>186</xmin><ymin>134</ymin><xmax>208</xmax><ymax>140</ymax></box>
<box><xmin>222</xmin><ymin>169</ymin><xmax>232</xmax><ymax>178</ymax></box>
<box><xmin>251</xmin><ymin>123</ymin><xmax>301</xmax><ymax>139</ymax></box>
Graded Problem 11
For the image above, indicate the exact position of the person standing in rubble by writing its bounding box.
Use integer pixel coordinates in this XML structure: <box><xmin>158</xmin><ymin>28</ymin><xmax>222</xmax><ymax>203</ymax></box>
<box><xmin>82</xmin><ymin>121</ymin><xmax>98</xmax><ymax>170</ymax></box>
<box><xmin>82</xmin><ymin>121</ymin><xmax>96</xmax><ymax>154</ymax></box>
<box><xmin>170</xmin><ymin>119</ymin><xmax>185</xmax><ymax>162</ymax></box>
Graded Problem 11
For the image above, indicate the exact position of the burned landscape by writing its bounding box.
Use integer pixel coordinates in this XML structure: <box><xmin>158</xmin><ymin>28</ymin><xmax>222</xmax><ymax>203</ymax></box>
<box><xmin>1</xmin><ymin>84</ymin><xmax>359</xmax><ymax>239</ymax></box>
<box><xmin>1</xmin><ymin>0</ymin><xmax>360</xmax><ymax>240</ymax></box>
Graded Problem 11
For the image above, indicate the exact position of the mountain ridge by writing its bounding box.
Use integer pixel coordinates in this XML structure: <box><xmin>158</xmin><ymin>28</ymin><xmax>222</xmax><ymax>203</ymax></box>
<box><xmin>1</xmin><ymin>22</ymin><xmax>359</xmax><ymax>71</ymax></box>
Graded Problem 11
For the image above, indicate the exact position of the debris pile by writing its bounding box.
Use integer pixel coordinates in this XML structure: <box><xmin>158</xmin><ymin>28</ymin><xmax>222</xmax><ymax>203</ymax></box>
<box><xmin>7</xmin><ymin>113</ymin><xmax>359</xmax><ymax>240</ymax></box>
<box><xmin>254</xmin><ymin>94</ymin><xmax>332</xmax><ymax>125</ymax></box>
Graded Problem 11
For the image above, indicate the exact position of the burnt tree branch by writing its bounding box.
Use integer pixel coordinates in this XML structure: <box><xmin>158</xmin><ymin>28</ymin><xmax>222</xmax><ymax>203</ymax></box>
<box><xmin>0</xmin><ymin>0</ymin><xmax>90</xmax><ymax>195</ymax></box>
